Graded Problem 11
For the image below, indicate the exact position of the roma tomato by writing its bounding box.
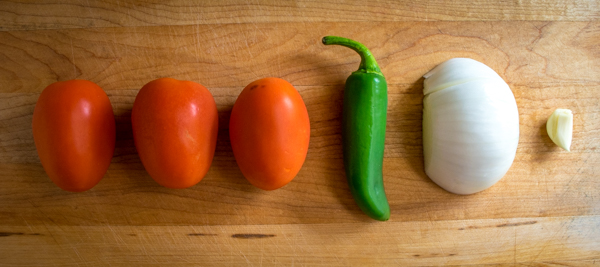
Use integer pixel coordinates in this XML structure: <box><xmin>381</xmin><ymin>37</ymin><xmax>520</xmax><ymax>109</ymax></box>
<box><xmin>32</xmin><ymin>80</ymin><xmax>115</xmax><ymax>192</ymax></box>
<box><xmin>229</xmin><ymin>77</ymin><xmax>310</xmax><ymax>190</ymax></box>
<box><xmin>132</xmin><ymin>78</ymin><xmax>218</xmax><ymax>189</ymax></box>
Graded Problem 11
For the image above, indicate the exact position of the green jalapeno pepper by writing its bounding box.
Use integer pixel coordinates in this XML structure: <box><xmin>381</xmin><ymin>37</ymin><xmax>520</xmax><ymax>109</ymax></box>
<box><xmin>322</xmin><ymin>36</ymin><xmax>390</xmax><ymax>221</ymax></box>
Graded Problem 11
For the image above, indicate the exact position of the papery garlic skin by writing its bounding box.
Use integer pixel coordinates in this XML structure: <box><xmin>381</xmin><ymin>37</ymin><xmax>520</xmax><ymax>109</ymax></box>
<box><xmin>546</xmin><ymin>109</ymin><xmax>573</xmax><ymax>151</ymax></box>
<box><xmin>423</xmin><ymin>58</ymin><xmax>519</xmax><ymax>195</ymax></box>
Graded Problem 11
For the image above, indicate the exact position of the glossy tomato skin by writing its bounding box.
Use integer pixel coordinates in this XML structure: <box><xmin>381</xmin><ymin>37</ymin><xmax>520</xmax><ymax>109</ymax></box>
<box><xmin>229</xmin><ymin>77</ymin><xmax>310</xmax><ymax>190</ymax></box>
<box><xmin>32</xmin><ymin>80</ymin><xmax>116</xmax><ymax>192</ymax></box>
<box><xmin>132</xmin><ymin>78</ymin><xmax>218</xmax><ymax>189</ymax></box>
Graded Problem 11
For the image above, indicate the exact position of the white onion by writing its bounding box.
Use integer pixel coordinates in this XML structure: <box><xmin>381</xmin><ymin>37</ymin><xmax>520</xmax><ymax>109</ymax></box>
<box><xmin>423</xmin><ymin>58</ymin><xmax>519</xmax><ymax>194</ymax></box>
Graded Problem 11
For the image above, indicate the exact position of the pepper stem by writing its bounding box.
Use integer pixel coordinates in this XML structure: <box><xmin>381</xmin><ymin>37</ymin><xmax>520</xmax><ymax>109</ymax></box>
<box><xmin>322</xmin><ymin>36</ymin><xmax>382</xmax><ymax>75</ymax></box>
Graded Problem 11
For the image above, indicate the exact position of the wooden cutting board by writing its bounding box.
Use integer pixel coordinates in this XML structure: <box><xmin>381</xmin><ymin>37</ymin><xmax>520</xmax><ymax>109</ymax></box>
<box><xmin>1</xmin><ymin>1</ymin><xmax>599</xmax><ymax>265</ymax></box>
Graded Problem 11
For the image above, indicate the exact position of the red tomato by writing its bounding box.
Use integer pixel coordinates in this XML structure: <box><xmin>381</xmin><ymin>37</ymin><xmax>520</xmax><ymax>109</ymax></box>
<box><xmin>229</xmin><ymin>77</ymin><xmax>310</xmax><ymax>190</ymax></box>
<box><xmin>132</xmin><ymin>78</ymin><xmax>218</xmax><ymax>189</ymax></box>
<box><xmin>32</xmin><ymin>80</ymin><xmax>115</xmax><ymax>192</ymax></box>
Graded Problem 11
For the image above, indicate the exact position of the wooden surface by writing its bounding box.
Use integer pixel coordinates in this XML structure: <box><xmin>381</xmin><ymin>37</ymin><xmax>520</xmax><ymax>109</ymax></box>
<box><xmin>1</xmin><ymin>0</ymin><xmax>599</xmax><ymax>266</ymax></box>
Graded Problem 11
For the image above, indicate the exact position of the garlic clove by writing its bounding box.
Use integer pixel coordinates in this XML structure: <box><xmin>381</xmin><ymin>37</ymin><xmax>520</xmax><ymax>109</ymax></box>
<box><xmin>546</xmin><ymin>109</ymin><xmax>573</xmax><ymax>151</ymax></box>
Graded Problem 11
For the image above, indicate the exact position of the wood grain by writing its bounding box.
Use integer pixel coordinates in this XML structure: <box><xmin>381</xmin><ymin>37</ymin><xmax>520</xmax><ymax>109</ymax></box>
<box><xmin>1</xmin><ymin>0</ymin><xmax>599</xmax><ymax>31</ymax></box>
<box><xmin>0</xmin><ymin>216</ymin><xmax>598</xmax><ymax>266</ymax></box>
<box><xmin>1</xmin><ymin>22</ymin><xmax>599</xmax><ymax>94</ymax></box>
<box><xmin>1</xmin><ymin>1</ymin><xmax>599</xmax><ymax>265</ymax></box>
